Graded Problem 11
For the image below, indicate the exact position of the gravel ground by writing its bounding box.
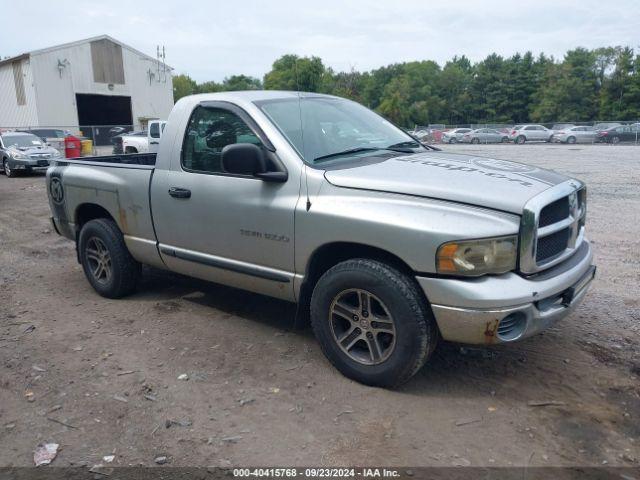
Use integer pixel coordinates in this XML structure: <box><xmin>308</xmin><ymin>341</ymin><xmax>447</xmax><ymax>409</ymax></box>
<box><xmin>0</xmin><ymin>143</ymin><xmax>638</xmax><ymax>468</ymax></box>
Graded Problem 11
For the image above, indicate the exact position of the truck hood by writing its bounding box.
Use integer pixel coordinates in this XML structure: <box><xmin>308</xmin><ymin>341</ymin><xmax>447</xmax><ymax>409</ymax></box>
<box><xmin>323</xmin><ymin>151</ymin><xmax>569</xmax><ymax>214</ymax></box>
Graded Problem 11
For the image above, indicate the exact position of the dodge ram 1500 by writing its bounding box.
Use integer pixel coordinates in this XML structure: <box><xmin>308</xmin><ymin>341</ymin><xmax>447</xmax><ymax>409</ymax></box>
<box><xmin>47</xmin><ymin>91</ymin><xmax>595</xmax><ymax>387</ymax></box>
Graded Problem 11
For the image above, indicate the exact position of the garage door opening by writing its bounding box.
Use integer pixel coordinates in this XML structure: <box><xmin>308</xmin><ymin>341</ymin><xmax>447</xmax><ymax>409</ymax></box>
<box><xmin>76</xmin><ymin>94</ymin><xmax>133</xmax><ymax>146</ymax></box>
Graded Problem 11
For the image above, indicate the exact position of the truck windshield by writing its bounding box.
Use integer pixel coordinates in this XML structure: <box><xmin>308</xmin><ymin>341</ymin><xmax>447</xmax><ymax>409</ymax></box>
<box><xmin>256</xmin><ymin>96</ymin><xmax>424</xmax><ymax>165</ymax></box>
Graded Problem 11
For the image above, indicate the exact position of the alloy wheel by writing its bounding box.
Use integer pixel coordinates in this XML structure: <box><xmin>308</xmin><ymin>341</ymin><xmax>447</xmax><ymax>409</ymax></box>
<box><xmin>85</xmin><ymin>237</ymin><xmax>113</xmax><ymax>285</ymax></box>
<box><xmin>329</xmin><ymin>288</ymin><xmax>396</xmax><ymax>365</ymax></box>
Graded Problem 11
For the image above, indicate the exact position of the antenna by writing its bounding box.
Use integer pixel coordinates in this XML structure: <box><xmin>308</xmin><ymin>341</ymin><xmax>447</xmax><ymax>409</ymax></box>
<box><xmin>293</xmin><ymin>60</ymin><xmax>311</xmax><ymax>211</ymax></box>
<box><xmin>155</xmin><ymin>45</ymin><xmax>168</xmax><ymax>83</ymax></box>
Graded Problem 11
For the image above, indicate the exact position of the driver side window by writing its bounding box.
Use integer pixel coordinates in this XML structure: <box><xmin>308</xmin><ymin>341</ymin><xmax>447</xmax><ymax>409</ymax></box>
<box><xmin>182</xmin><ymin>106</ymin><xmax>261</xmax><ymax>174</ymax></box>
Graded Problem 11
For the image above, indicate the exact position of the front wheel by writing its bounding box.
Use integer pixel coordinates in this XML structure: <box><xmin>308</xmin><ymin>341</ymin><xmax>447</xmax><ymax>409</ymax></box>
<box><xmin>449</xmin><ymin>138</ymin><xmax>457</xmax><ymax>144</ymax></box>
<box><xmin>567</xmin><ymin>136</ymin><xmax>576</xmax><ymax>144</ymax></box>
<box><xmin>611</xmin><ymin>136</ymin><xmax>620</xmax><ymax>144</ymax></box>
<box><xmin>78</xmin><ymin>218</ymin><xmax>141</xmax><ymax>298</ymax></box>
<box><xmin>471</xmin><ymin>137</ymin><xmax>480</xmax><ymax>144</ymax></box>
<box><xmin>3</xmin><ymin>159</ymin><xmax>16</xmax><ymax>177</ymax></box>
<box><xmin>501</xmin><ymin>137</ymin><xmax>509</xmax><ymax>143</ymax></box>
<box><xmin>516</xmin><ymin>135</ymin><xmax>526</xmax><ymax>144</ymax></box>
<box><xmin>310</xmin><ymin>259</ymin><xmax>438</xmax><ymax>388</ymax></box>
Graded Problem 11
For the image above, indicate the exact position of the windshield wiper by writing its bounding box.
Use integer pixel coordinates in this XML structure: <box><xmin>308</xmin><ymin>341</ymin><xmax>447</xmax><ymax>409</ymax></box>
<box><xmin>403</xmin><ymin>134</ymin><xmax>441</xmax><ymax>151</ymax></box>
<box><xmin>386</xmin><ymin>141</ymin><xmax>421</xmax><ymax>149</ymax></box>
<box><xmin>313</xmin><ymin>146</ymin><xmax>413</xmax><ymax>163</ymax></box>
<box><xmin>314</xmin><ymin>147</ymin><xmax>387</xmax><ymax>163</ymax></box>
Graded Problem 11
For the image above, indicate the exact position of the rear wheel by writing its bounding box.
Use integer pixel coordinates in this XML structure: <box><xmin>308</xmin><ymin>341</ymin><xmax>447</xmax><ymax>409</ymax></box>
<box><xmin>125</xmin><ymin>146</ymin><xmax>138</xmax><ymax>154</ymax></box>
<box><xmin>611</xmin><ymin>136</ymin><xmax>620</xmax><ymax>144</ymax></box>
<box><xmin>471</xmin><ymin>137</ymin><xmax>480</xmax><ymax>144</ymax></box>
<box><xmin>501</xmin><ymin>136</ymin><xmax>509</xmax><ymax>143</ymax></box>
<box><xmin>449</xmin><ymin>138</ymin><xmax>457</xmax><ymax>144</ymax></box>
<box><xmin>310</xmin><ymin>259</ymin><xmax>438</xmax><ymax>388</ymax></box>
<box><xmin>78</xmin><ymin>218</ymin><xmax>140</xmax><ymax>298</ymax></box>
<box><xmin>516</xmin><ymin>135</ymin><xmax>526</xmax><ymax>144</ymax></box>
<box><xmin>567</xmin><ymin>136</ymin><xmax>576</xmax><ymax>144</ymax></box>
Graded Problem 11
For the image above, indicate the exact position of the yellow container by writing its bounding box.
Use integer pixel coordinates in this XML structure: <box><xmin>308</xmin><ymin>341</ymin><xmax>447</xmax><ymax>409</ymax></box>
<box><xmin>80</xmin><ymin>139</ymin><xmax>93</xmax><ymax>156</ymax></box>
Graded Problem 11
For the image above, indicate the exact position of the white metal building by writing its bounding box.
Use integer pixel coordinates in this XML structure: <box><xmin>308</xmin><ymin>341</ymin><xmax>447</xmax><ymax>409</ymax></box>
<box><xmin>0</xmin><ymin>35</ymin><xmax>174</xmax><ymax>138</ymax></box>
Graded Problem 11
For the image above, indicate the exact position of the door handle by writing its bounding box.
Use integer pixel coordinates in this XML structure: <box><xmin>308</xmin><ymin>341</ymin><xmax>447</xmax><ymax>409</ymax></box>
<box><xmin>150</xmin><ymin>141</ymin><xmax>159</xmax><ymax>144</ymax></box>
<box><xmin>168</xmin><ymin>187</ymin><xmax>191</xmax><ymax>199</ymax></box>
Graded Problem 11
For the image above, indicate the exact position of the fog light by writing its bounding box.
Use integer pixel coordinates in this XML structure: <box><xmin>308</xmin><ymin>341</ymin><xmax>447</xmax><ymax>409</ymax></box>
<box><xmin>497</xmin><ymin>312</ymin><xmax>527</xmax><ymax>341</ymax></box>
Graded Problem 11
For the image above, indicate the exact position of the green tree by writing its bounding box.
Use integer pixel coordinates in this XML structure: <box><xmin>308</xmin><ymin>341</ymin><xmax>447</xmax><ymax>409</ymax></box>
<box><xmin>598</xmin><ymin>47</ymin><xmax>638</xmax><ymax>119</ymax></box>
<box><xmin>176</xmin><ymin>45</ymin><xmax>639</xmax><ymax>124</ymax></box>
<box><xmin>222</xmin><ymin>74</ymin><xmax>262</xmax><ymax>91</ymax></box>
<box><xmin>377</xmin><ymin>77</ymin><xmax>411</xmax><ymax>126</ymax></box>
<box><xmin>173</xmin><ymin>74</ymin><xmax>198</xmax><ymax>102</ymax></box>
<box><xmin>263</xmin><ymin>55</ymin><xmax>327</xmax><ymax>92</ymax></box>
<box><xmin>531</xmin><ymin>48</ymin><xmax>599</xmax><ymax>122</ymax></box>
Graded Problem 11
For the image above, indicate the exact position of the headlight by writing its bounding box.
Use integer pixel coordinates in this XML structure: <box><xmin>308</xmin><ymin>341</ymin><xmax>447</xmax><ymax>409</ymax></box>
<box><xmin>10</xmin><ymin>150</ymin><xmax>28</xmax><ymax>159</ymax></box>
<box><xmin>436</xmin><ymin>235</ymin><xmax>518</xmax><ymax>276</ymax></box>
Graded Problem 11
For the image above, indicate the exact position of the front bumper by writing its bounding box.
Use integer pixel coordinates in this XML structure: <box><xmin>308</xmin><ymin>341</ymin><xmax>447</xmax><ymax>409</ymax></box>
<box><xmin>417</xmin><ymin>240</ymin><xmax>595</xmax><ymax>345</ymax></box>
<box><xmin>10</xmin><ymin>158</ymin><xmax>51</xmax><ymax>171</ymax></box>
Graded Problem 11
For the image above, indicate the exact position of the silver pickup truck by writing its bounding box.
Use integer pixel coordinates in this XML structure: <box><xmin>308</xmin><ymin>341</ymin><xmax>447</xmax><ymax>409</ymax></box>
<box><xmin>46</xmin><ymin>91</ymin><xmax>595</xmax><ymax>387</ymax></box>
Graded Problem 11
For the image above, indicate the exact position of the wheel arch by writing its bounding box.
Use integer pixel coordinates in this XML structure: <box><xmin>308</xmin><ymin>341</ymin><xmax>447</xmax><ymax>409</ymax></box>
<box><xmin>295</xmin><ymin>241</ymin><xmax>420</xmax><ymax>325</ymax></box>
<box><xmin>75</xmin><ymin>203</ymin><xmax>117</xmax><ymax>229</ymax></box>
<box><xmin>74</xmin><ymin>203</ymin><xmax>118</xmax><ymax>262</ymax></box>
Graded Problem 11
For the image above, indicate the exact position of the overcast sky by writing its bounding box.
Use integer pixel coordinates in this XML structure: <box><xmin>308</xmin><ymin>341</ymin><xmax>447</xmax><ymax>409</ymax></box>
<box><xmin>2</xmin><ymin>0</ymin><xmax>638</xmax><ymax>82</ymax></box>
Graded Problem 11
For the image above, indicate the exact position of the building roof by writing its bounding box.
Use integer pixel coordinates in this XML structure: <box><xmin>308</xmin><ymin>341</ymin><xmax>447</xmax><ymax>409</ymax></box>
<box><xmin>0</xmin><ymin>35</ymin><xmax>172</xmax><ymax>69</ymax></box>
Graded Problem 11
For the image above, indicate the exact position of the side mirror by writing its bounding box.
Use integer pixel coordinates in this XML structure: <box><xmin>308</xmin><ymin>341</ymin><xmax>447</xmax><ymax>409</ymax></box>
<box><xmin>221</xmin><ymin>143</ymin><xmax>267</xmax><ymax>176</ymax></box>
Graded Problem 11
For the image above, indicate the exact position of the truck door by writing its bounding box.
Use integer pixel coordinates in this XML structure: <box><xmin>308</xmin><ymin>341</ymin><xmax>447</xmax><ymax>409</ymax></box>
<box><xmin>148</xmin><ymin>120</ymin><xmax>163</xmax><ymax>154</ymax></box>
<box><xmin>150</xmin><ymin>103</ymin><xmax>299</xmax><ymax>301</ymax></box>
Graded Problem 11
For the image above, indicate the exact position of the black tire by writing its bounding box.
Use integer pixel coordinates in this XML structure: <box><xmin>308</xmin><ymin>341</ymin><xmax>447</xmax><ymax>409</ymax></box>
<box><xmin>310</xmin><ymin>259</ymin><xmax>438</xmax><ymax>388</ymax></box>
<box><xmin>78</xmin><ymin>218</ymin><xmax>141</xmax><ymax>298</ymax></box>
<box><xmin>611</xmin><ymin>136</ymin><xmax>620</xmax><ymax>145</ymax></box>
<box><xmin>449</xmin><ymin>138</ymin><xmax>457</xmax><ymax>144</ymax></box>
<box><xmin>125</xmin><ymin>147</ymin><xmax>138</xmax><ymax>154</ymax></box>
<box><xmin>501</xmin><ymin>136</ymin><xmax>509</xmax><ymax>143</ymax></box>
<box><xmin>471</xmin><ymin>137</ymin><xmax>480</xmax><ymax>144</ymax></box>
<box><xmin>516</xmin><ymin>135</ymin><xmax>526</xmax><ymax>144</ymax></box>
<box><xmin>567</xmin><ymin>136</ymin><xmax>576</xmax><ymax>144</ymax></box>
<box><xmin>3</xmin><ymin>159</ymin><xmax>17</xmax><ymax>177</ymax></box>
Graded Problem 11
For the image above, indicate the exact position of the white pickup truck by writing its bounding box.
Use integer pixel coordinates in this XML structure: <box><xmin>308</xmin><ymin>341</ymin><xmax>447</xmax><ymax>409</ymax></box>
<box><xmin>47</xmin><ymin>91</ymin><xmax>595</xmax><ymax>387</ymax></box>
<box><xmin>112</xmin><ymin>120</ymin><xmax>166</xmax><ymax>154</ymax></box>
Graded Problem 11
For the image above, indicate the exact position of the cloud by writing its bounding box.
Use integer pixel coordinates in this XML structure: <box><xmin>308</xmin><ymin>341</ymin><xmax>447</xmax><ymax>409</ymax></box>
<box><xmin>1</xmin><ymin>0</ymin><xmax>638</xmax><ymax>81</ymax></box>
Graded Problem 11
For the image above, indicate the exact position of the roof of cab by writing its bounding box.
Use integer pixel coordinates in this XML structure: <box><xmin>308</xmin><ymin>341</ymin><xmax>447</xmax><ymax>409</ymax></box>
<box><xmin>183</xmin><ymin>90</ymin><xmax>338</xmax><ymax>103</ymax></box>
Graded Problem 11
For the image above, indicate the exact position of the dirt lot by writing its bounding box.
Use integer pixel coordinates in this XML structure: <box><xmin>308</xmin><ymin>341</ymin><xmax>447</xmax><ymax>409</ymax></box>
<box><xmin>0</xmin><ymin>143</ymin><xmax>638</xmax><ymax>468</ymax></box>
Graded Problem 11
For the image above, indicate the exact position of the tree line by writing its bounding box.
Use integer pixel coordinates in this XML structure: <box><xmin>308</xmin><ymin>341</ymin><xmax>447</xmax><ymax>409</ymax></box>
<box><xmin>173</xmin><ymin>46</ymin><xmax>640</xmax><ymax>127</ymax></box>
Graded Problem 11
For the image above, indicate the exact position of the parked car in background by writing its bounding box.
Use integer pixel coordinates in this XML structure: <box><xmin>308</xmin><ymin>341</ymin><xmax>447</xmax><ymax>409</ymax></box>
<box><xmin>593</xmin><ymin>122</ymin><xmax>621</xmax><ymax>132</ymax></box>
<box><xmin>551</xmin><ymin>123</ymin><xmax>575</xmax><ymax>135</ymax></box>
<box><xmin>509</xmin><ymin>125</ymin><xmax>553</xmax><ymax>144</ymax></box>
<box><xmin>595</xmin><ymin>124</ymin><xmax>640</xmax><ymax>144</ymax></box>
<box><xmin>412</xmin><ymin>126</ymin><xmax>444</xmax><ymax>144</ymax></box>
<box><xmin>111</xmin><ymin>120</ymin><xmax>166</xmax><ymax>154</ymax></box>
<box><xmin>461</xmin><ymin>128</ymin><xmax>509</xmax><ymax>144</ymax></box>
<box><xmin>552</xmin><ymin>126</ymin><xmax>596</xmax><ymax>144</ymax></box>
<box><xmin>108</xmin><ymin>126</ymin><xmax>132</xmax><ymax>137</ymax></box>
<box><xmin>18</xmin><ymin>128</ymin><xmax>68</xmax><ymax>142</ymax></box>
<box><xmin>1</xmin><ymin>131</ymin><xmax>62</xmax><ymax>177</ymax></box>
<box><xmin>441</xmin><ymin>128</ymin><xmax>472</xmax><ymax>143</ymax></box>
<box><xmin>18</xmin><ymin>128</ymin><xmax>69</xmax><ymax>155</ymax></box>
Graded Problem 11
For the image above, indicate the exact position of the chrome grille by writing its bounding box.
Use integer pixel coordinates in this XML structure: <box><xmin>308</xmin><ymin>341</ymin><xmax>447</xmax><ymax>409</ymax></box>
<box><xmin>536</xmin><ymin>228</ymin><xmax>570</xmax><ymax>262</ymax></box>
<box><xmin>539</xmin><ymin>197</ymin><xmax>569</xmax><ymax>227</ymax></box>
<box><xmin>520</xmin><ymin>180</ymin><xmax>587</xmax><ymax>274</ymax></box>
